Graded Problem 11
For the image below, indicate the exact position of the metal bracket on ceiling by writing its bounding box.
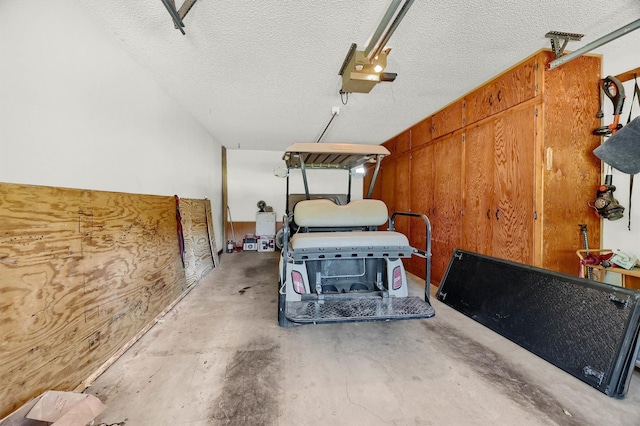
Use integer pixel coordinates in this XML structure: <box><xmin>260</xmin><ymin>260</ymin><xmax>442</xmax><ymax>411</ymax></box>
<box><xmin>160</xmin><ymin>0</ymin><xmax>198</xmax><ymax>35</ymax></box>
<box><xmin>545</xmin><ymin>31</ymin><xmax>584</xmax><ymax>58</ymax></box>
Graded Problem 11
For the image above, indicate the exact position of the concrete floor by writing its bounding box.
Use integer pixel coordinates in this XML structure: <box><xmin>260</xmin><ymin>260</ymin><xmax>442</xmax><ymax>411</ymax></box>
<box><xmin>87</xmin><ymin>251</ymin><xmax>640</xmax><ymax>426</ymax></box>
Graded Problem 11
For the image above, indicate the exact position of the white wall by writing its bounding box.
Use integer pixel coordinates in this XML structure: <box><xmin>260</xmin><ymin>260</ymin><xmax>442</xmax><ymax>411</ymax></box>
<box><xmin>601</xmin><ymin>45</ymin><xmax>640</xmax><ymax>258</ymax></box>
<box><xmin>0</xmin><ymin>0</ymin><xmax>224</xmax><ymax>249</ymax></box>
<box><xmin>226</xmin><ymin>149</ymin><xmax>364</xmax><ymax>222</ymax></box>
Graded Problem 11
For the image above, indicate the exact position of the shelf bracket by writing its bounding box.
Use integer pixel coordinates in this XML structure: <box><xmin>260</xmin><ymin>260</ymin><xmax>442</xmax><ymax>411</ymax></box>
<box><xmin>545</xmin><ymin>31</ymin><xmax>584</xmax><ymax>58</ymax></box>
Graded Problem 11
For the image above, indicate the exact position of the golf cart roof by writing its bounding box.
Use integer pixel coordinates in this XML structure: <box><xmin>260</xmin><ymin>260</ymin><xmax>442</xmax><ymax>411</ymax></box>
<box><xmin>283</xmin><ymin>143</ymin><xmax>390</xmax><ymax>170</ymax></box>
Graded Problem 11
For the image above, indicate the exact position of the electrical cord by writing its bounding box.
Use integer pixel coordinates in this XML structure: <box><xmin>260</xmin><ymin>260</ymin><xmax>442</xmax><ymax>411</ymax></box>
<box><xmin>340</xmin><ymin>90</ymin><xmax>349</xmax><ymax>105</ymax></box>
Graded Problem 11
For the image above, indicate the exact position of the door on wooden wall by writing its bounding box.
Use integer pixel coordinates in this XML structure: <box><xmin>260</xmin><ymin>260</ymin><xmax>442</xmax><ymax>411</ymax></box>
<box><xmin>462</xmin><ymin>107</ymin><xmax>536</xmax><ymax>265</ymax></box>
<box><xmin>492</xmin><ymin>107</ymin><xmax>535</xmax><ymax>264</ymax></box>
<box><xmin>432</xmin><ymin>133</ymin><xmax>463</xmax><ymax>285</ymax></box>
<box><xmin>462</xmin><ymin>120</ymin><xmax>494</xmax><ymax>256</ymax></box>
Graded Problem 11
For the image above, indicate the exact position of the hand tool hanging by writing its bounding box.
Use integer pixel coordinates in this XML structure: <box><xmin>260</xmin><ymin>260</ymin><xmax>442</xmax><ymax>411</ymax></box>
<box><xmin>593</xmin><ymin>76</ymin><xmax>625</xmax><ymax>136</ymax></box>
<box><xmin>579</xmin><ymin>224</ymin><xmax>594</xmax><ymax>280</ymax></box>
<box><xmin>591</xmin><ymin>76</ymin><xmax>626</xmax><ymax>221</ymax></box>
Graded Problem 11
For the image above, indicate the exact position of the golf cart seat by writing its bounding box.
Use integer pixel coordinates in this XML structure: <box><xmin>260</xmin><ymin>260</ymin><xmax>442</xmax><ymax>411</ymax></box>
<box><xmin>289</xmin><ymin>199</ymin><xmax>412</xmax><ymax>260</ymax></box>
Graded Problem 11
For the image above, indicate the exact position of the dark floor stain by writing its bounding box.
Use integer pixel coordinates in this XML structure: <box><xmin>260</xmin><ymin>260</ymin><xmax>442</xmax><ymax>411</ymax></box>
<box><xmin>422</xmin><ymin>322</ymin><xmax>589</xmax><ymax>426</ymax></box>
<box><xmin>244</xmin><ymin>258</ymin><xmax>277</xmax><ymax>279</ymax></box>
<box><xmin>238</xmin><ymin>286</ymin><xmax>251</xmax><ymax>295</ymax></box>
<box><xmin>212</xmin><ymin>337</ymin><xmax>281</xmax><ymax>425</ymax></box>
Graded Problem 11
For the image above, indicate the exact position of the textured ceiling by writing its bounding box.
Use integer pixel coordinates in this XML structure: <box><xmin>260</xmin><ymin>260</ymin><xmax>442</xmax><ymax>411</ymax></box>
<box><xmin>78</xmin><ymin>0</ymin><xmax>640</xmax><ymax>152</ymax></box>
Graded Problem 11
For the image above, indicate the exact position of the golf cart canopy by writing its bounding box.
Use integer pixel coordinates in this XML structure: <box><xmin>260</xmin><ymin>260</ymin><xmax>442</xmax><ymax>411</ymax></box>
<box><xmin>282</xmin><ymin>143</ymin><xmax>390</xmax><ymax>170</ymax></box>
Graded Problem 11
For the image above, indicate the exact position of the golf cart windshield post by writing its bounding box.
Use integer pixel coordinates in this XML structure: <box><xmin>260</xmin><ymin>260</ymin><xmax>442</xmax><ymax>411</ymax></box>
<box><xmin>347</xmin><ymin>172</ymin><xmax>352</xmax><ymax>203</ymax></box>
<box><xmin>299</xmin><ymin>155</ymin><xmax>311</xmax><ymax>200</ymax></box>
<box><xmin>285</xmin><ymin>171</ymin><xmax>290</xmax><ymax>215</ymax></box>
<box><xmin>366</xmin><ymin>154</ymin><xmax>383</xmax><ymax>199</ymax></box>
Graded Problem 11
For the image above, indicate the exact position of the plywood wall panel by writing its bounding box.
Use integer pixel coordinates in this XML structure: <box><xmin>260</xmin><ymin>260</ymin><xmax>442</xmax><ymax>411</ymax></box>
<box><xmin>540</xmin><ymin>52</ymin><xmax>601</xmax><ymax>274</ymax></box>
<box><xmin>0</xmin><ymin>182</ymin><xmax>186</xmax><ymax>418</ymax></box>
<box><xmin>180</xmin><ymin>198</ymin><xmax>215</xmax><ymax>288</ymax></box>
<box><xmin>408</xmin><ymin>144</ymin><xmax>434</xmax><ymax>279</ymax></box>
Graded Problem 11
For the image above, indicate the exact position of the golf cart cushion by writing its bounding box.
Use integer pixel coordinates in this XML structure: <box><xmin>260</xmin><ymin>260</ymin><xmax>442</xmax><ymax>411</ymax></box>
<box><xmin>294</xmin><ymin>199</ymin><xmax>388</xmax><ymax>228</ymax></box>
<box><xmin>290</xmin><ymin>230</ymin><xmax>409</xmax><ymax>250</ymax></box>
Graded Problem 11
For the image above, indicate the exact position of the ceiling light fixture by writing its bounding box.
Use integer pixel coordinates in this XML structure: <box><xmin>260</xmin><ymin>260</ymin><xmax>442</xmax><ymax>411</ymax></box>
<box><xmin>338</xmin><ymin>0</ymin><xmax>414</xmax><ymax>94</ymax></box>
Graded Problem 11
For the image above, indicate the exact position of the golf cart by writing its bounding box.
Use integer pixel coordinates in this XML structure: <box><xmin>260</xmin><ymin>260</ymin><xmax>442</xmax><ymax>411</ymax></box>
<box><xmin>277</xmin><ymin>142</ymin><xmax>435</xmax><ymax>326</ymax></box>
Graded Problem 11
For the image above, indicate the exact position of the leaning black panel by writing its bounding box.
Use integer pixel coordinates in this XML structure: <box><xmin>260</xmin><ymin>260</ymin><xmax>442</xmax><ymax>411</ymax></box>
<box><xmin>437</xmin><ymin>249</ymin><xmax>640</xmax><ymax>398</ymax></box>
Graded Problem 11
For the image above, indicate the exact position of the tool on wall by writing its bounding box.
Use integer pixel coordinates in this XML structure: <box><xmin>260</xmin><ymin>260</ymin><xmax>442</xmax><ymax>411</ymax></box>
<box><xmin>591</xmin><ymin>76</ymin><xmax>627</xmax><ymax>221</ymax></box>
<box><xmin>578</xmin><ymin>224</ymin><xmax>594</xmax><ymax>279</ymax></box>
<box><xmin>593</xmin><ymin>76</ymin><xmax>626</xmax><ymax>136</ymax></box>
<box><xmin>593</xmin><ymin>72</ymin><xmax>640</xmax><ymax>229</ymax></box>
<box><xmin>591</xmin><ymin>168</ymin><xmax>625</xmax><ymax>220</ymax></box>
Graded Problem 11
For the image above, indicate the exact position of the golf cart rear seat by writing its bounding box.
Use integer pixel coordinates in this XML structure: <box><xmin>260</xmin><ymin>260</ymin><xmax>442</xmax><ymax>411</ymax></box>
<box><xmin>289</xmin><ymin>199</ymin><xmax>413</xmax><ymax>261</ymax></box>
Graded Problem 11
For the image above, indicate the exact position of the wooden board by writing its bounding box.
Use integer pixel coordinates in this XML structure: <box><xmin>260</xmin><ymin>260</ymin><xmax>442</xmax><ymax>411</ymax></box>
<box><xmin>179</xmin><ymin>198</ymin><xmax>215</xmax><ymax>288</ymax></box>
<box><xmin>0</xmin><ymin>182</ymin><xmax>187</xmax><ymax>418</ymax></box>
<box><xmin>462</xmin><ymin>121</ymin><xmax>494</xmax><ymax>255</ymax></box>
<box><xmin>380</xmin><ymin>158</ymin><xmax>397</xmax><ymax>220</ymax></box>
<box><xmin>432</xmin><ymin>100</ymin><xmax>464</xmax><ymax>140</ymax></box>
<box><xmin>541</xmin><ymin>52</ymin><xmax>601</xmax><ymax>274</ymax></box>
<box><xmin>395</xmin><ymin>153</ymin><xmax>411</xmax><ymax>270</ymax></box>
<box><xmin>395</xmin><ymin>130</ymin><xmax>411</xmax><ymax>154</ymax></box>
<box><xmin>204</xmin><ymin>199</ymin><xmax>220</xmax><ymax>267</ymax></box>
<box><xmin>432</xmin><ymin>134</ymin><xmax>463</xmax><ymax>284</ymax></box>
<box><xmin>408</xmin><ymin>144</ymin><xmax>434</xmax><ymax>279</ymax></box>
<box><xmin>492</xmin><ymin>106</ymin><xmax>536</xmax><ymax>265</ymax></box>
<box><xmin>411</xmin><ymin>116</ymin><xmax>432</xmax><ymax>149</ymax></box>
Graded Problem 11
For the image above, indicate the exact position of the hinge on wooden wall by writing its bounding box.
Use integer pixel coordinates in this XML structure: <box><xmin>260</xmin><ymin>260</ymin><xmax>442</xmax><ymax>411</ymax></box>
<box><xmin>462</xmin><ymin>134</ymin><xmax>466</xmax><ymax>142</ymax></box>
<box><xmin>534</xmin><ymin>211</ymin><xmax>538</xmax><ymax>220</ymax></box>
<box><xmin>535</xmin><ymin>108</ymin><xmax>539</xmax><ymax>116</ymax></box>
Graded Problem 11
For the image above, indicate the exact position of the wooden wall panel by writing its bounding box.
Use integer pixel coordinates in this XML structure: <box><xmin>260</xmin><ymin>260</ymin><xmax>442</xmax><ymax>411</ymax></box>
<box><xmin>462</xmin><ymin>122</ymin><xmax>494</xmax><ymax>255</ymax></box>
<box><xmin>541</xmin><ymin>52</ymin><xmax>601</xmax><ymax>274</ymax></box>
<box><xmin>464</xmin><ymin>56</ymin><xmax>538</xmax><ymax>126</ymax></box>
<box><xmin>0</xmin><ymin>182</ymin><xmax>186</xmax><ymax>418</ymax></box>
<box><xmin>432</xmin><ymin>101</ymin><xmax>465</xmax><ymax>139</ymax></box>
<box><xmin>395</xmin><ymin>154</ymin><xmax>411</xmax><ymax>270</ymax></box>
<box><xmin>432</xmin><ymin>134</ymin><xmax>463</xmax><ymax>284</ymax></box>
<box><xmin>492</xmin><ymin>107</ymin><xmax>536</xmax><ymax>265</ymax></box>
<box><xmin>382</xmin><ymin>138</ymin><xmax>396</xmax><ymax>156</ymax></box>
<box><xmin>408</xmin><ymin>144</ymin><xmax>434</xmax><ymax>279</ymax></box>
<box><xmin>180</xmin><ymin>198</ymin><xmax>215</xmax><ymax>288</ymax></box>
<box><xmin>411</xmin><ymin>117</ymin><xmax>432</xmax><ymax>149</ymax></box>
<box><xmin>380</xmin><ymin>158</ymin><xmax>397</xmax><ymax>216</ymax></box>
<box><xmin>396</xmin><ymin>130</ymin><xmax>411</xmax><ymax>154</ymax></box>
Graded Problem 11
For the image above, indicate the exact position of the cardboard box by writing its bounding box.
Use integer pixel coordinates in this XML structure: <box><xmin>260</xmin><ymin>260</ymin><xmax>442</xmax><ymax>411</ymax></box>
<box><xmin>258</xmin><ymin>235</ymin><xmax>275</xmax><ymax>252</ymax></box>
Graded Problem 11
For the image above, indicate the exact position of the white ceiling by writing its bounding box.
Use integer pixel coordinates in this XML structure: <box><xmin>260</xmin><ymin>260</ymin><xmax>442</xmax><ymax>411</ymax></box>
<box><xmin>78</xmin><ymin>0</ymin><xmax>640</xmax><ymax>152</ymax></box>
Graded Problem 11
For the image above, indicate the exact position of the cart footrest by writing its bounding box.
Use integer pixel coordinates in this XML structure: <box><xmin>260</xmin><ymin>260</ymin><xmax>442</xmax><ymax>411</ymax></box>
<box><xmin>285</xmin><ymin>296</ymin><xmax>434</xmax><ymax>324</ymax></box>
